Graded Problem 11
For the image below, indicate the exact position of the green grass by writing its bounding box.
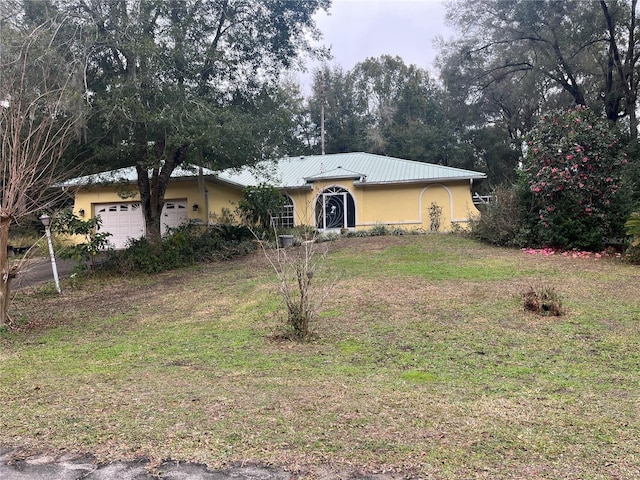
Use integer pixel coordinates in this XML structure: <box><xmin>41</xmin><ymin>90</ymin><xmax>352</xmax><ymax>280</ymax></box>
<box><xmin>2</xmin><ymin>234</ymin><xmax>640</xmax><ymax>479</ymax></box>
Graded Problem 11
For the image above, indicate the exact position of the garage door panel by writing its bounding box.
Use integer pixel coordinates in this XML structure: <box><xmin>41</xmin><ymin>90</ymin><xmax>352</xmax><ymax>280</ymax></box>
<box><xmin>96</xmin><ymin>203</ymin><xmax>144</xmax><ymax>249</ymax></box>
<box><xmin>161</xmin><ymin>202</ymin><xmax>188</xmax><ymax>235</ymax></box>
<box><xmin>95</xmin><ymin>200</ymin><xmax>187</xmax><ymax>249</ymax></box>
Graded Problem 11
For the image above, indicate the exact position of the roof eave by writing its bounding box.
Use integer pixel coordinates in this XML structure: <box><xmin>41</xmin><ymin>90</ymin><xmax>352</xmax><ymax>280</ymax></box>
<box><xmin>353</xmin><ymin>175</ymin><xmax>487</xmax><ymax>186</ymax></box>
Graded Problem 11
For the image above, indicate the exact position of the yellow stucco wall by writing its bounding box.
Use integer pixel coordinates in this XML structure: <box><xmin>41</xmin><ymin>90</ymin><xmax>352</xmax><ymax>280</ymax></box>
<box><xmin>71</xmin><ymin>179</ymin><xmax>244</xmax><ymax>225</ymax></box>
<box><xmin>71</xmin><ymin>177</ymin><xmax>480</xmax><ymax>238</ymax></box>
<box><xmin>283</xmin><ymin>179</ymin><xmax>480</xmax><ymax>232</ymax></box>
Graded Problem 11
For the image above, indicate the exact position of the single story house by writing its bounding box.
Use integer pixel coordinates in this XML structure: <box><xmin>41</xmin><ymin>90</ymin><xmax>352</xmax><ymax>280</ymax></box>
<box><xmin>61</xmin><ymin>152</ymin><xmax>486</xmax><ymax>248</ymax></box>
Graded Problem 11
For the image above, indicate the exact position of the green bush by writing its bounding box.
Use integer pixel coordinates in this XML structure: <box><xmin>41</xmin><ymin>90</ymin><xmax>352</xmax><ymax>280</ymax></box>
<box><xmin>470</xmin><ymin>184</ymin><xmax>530</xmax><ymax>247</ymax></box>
<box><xmin>625</xmin><ymin>245</ymin><xmax>640</xmax><ymax>265</ymax></box>
<box><xmin>368</xmin><ymin>224</ymin><xmax>389</xmax><ymax>236</ymax></box>
<box><xmin>626</xmin><ymin>211</ymin><xmax>640</xmax><ymax>247</ymax></box>
<box><xmin>103</xmin><ymin>223</ymin><xmax>257</xmax><ymax>275</ymax></box>
<box><xmin>237</xmin><ymin>184</ymin><xmax>285</xmax><ymax>229</ymax></box>
<box><xmin>522</xmin><ymin>106</ymin><xmax>630</xmax><ymax>251</ymax></box>
<box><xmin>52</xmin><ymin>210</ymin><xmax>112</xmax><ymax>271</ymax></box>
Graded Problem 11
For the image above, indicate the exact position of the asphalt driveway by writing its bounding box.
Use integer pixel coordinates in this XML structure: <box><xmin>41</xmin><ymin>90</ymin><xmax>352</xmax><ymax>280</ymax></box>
<box><xmin>11</xmin><ymin>256</ymin><xmax>78</xmax><ymax>290</ymax></box>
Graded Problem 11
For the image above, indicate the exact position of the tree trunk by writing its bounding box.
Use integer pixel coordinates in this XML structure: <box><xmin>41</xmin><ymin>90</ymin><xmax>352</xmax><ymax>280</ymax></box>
<box><xmin>136</xmin><ymin>162</ymin><xmax>165</xmax><ymax>252</ymax></box>
<box><xmin>0</xmin><ymin>216</ymin><xmax>12</xmax><ymax>328</ymax></box>
<box><xmin>601</xmin><ymin>0</ymin><xmax>639</xmax><ymax>142</ymax></box>
<box><xmin>135</xmin><ymin>145</ymin><xmax>188</xmax><ymax>250</ymax></box>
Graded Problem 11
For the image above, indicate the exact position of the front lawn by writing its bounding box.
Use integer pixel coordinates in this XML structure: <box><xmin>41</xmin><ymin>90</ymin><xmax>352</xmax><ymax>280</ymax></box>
<box><xmin>2</xmin><ymin>235</ymin><xmax>639</xmax><ymax>479</ymax></box>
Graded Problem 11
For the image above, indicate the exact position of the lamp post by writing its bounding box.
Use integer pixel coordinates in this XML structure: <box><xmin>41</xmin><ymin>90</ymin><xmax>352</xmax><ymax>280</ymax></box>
<box><xmin>39</xmin><ymin>214</ymin><xmax>61</xmax><ymax>294</ymax></box>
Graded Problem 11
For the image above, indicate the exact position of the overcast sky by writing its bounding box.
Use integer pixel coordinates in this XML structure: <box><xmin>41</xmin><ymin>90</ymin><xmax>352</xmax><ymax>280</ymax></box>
<box><xmin>307</xmin><ymin>0</ymin><xmax>451</xmax><ymax>74</ymax></box>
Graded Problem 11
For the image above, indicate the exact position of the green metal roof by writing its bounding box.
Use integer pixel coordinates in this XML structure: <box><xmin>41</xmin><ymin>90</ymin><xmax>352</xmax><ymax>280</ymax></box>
<box><xmin>216</xmin><ymin>152</ymin><xmax>486</xmax><ymax>188</ymax></box>
<box><xmin>61</xmin><ymin>153</ymin><xmax>486</xmax><ymax>189</ymax></box>
<box><xmin>59</xmin><ymin>165</ymin><xmax>221</xmax><ymax>187</ymax></box>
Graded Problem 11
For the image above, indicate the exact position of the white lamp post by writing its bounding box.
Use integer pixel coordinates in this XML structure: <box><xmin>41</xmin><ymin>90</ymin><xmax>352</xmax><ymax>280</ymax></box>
<box><xmin>39</xmin><ymin>214</ymin><xmax>61</xmax><ymax>294</ymax></box>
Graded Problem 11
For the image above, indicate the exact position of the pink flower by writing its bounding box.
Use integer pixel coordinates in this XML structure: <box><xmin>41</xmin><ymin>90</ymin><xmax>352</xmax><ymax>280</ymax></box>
<box><xmin>583</xmin><ymin>157</ymin><xmax>589</xmax><ymax>162</ymax></box>
<box><xmin>566</xmin><ymin>154</ymin><xmax>574</xmax><ymax>160</ymax></box>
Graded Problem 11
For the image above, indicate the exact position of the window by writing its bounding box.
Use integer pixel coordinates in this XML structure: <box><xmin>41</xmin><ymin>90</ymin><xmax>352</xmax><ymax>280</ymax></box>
<box><xmin>278</xmin><ymin>195</ymin><xmax>295</xmax><ymax>228</ymax></box>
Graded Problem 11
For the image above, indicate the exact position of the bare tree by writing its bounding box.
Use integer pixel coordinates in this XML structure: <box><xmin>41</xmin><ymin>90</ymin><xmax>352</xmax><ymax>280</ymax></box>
<box><xmin>0</xmin><ymin>15</ymin><xmax>85</xmax><ymax>326</ymax></box>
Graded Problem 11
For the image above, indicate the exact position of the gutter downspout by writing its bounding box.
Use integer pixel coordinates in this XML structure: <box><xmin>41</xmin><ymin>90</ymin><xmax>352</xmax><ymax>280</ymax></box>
<box><xmin>205</xmin><ymin>188</ymin><xmax>210</xmax><ymax>226</ymax></box>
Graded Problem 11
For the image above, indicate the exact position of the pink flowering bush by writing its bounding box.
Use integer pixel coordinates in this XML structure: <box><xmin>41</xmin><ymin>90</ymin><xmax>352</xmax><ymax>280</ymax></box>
<box><xmin>522</xmin><ymin>106</ymin><xmax>629</xmax><ymax>251</ymax></box>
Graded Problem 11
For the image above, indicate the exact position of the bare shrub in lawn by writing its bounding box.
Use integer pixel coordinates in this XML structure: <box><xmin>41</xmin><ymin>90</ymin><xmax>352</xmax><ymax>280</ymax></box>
<box><xmin>259</xmin><ymin>232</ymin><xmax>334</xmax><ymax>340</ymax></box>
<box><xmin>523</xmin><ymin>285</ymin><xmax>565</xmax><ymax>316</ymax></box>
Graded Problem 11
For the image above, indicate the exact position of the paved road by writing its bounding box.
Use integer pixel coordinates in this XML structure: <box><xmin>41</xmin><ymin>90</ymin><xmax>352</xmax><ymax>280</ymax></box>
<box><xmin>0</xmin><ymin>446</ymin><xmax>400</xmax><ymax>480</ymax></box>
<box><xmin>0</xmin><ymin>446</ymin><xmax>291</xmax><ymax>480</ymax></box>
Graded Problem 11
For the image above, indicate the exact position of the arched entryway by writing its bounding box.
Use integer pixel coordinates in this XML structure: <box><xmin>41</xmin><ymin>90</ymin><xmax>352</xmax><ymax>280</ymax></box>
<box><xmin>315</xmin><ymin>186</ymin><xmax>356</xmax><ymax>231</ymax></box>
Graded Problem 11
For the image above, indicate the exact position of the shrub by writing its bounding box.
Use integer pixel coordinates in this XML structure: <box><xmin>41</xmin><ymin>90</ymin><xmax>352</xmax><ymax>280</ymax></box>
<box><xmin>523</xmin><ymin>285</ymin><xmax>564</xmax><ymax>316</ymax></box>
<box><xmin>368</xmin><ymin>223</ymin><xmax>388</xmax><ymax>236</ymax></box>
<box><xmin>624</xmin><ymin>211</ymin><xmax>640</xmax><ymax>264</ymax></box>
<box><xmin>429</xmin><ymin>202</ymin><xmax>443</xmax><ymax>232</ymax></box>
<box><xmin>522</xmin><ymin>106</ymin><xmax>630</xmax><ymax>251</ymax></box>
<box><xmin>625</xmin><ymin>245</ymin><xmax>640</xmax><ymax>265</ymax></box>
<box><xmin>258</xmin><ymin>230</ymin><xmax>334</xmax><ymax>341</ymax></box>
<box><xmin>390</xmin><ymin>227</ymin><xmax>408</xmax><ymax>236</ymax></box>
<box><xmin>52</xmin><ymin>210</ymin><xmax>112</xmax><ymax>271</ymax></box>
<box><xmin>625</xmin><ymin>211</ymin><xmax>640</xmax><ymax>247</ymax></box>
<box><xmin>103</xmin><ymin>223</ymin><xmax>257</xmax><ymax>274</ymax></box>
<box><xmin>237</xmin><ymin>184</ymin><xmax>285</xmax><ymax>229</ymax></box>
<box><xmin>470</xmin><ymin>184</ymin><xmax>530</xmax><ymax>247</ymax></box>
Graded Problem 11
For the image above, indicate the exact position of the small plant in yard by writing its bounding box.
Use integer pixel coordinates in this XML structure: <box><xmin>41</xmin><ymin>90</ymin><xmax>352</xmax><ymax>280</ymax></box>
<box><xmin>368</xmin><ymin>223</ymin><xmax>389</xmax><ymax>236</ymax></box>
<box><xmin>626</xmin><ymin>211</ymin><xmax>640</xmax><ymax>245</ymax></box>
<box><xmin>523</xmin><ymin>285</ymin><xmax>565</xmax><ymax>316</ymax></box>
<box><xmin>52</xmin><ymin>210</ymin><xmax>112</xmax><ymax>271</ymax></box>
<box><xmin>429</xmin><ymin>202</ymin><xmax>442</xmax><ymax>232</ymax></box>
<box><xmin>258</xmin><ymin>230</ymin><xmax>334</xmax><ymax>340</ymax></box>
<box><xmin>624</xmin><ymin>211</ymin><xmax>640</xmax><ymax>264</ymax></box>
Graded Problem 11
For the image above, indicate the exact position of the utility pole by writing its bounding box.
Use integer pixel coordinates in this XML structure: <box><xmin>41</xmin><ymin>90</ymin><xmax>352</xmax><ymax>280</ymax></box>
<box><xmin>320</xmin><ymin>70</ymin><xmax>326</xmax><ymax>155</ymax></box>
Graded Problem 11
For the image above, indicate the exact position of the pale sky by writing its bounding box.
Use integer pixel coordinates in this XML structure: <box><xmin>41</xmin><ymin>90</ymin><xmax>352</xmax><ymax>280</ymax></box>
<box><xmin>306</xmin><ymin>0</ymin><xmax>451</xmax><ymax>76</ymax></box>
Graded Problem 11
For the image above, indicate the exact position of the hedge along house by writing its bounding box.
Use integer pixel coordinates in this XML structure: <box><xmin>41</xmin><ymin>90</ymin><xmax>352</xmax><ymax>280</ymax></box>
<box><xmin>61</xmin><ymin>152</ymin><xmax>486</xmax><ymax>248</ymax></box>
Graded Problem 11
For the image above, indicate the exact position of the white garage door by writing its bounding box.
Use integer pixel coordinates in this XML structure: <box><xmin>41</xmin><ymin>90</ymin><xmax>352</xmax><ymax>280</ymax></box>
<box><xmin>161</xmin><ymin>201</ymin><xmax>188</xmax><ymax>235</ymax></box>
<box><xmin>95</xmin><ymin>200</ymin><xmax>188</xmax><ymax>249</ymax></box>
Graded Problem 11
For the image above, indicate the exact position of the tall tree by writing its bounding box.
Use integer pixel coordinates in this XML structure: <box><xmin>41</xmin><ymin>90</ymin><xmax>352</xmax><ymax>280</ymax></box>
<box><xmin>440</xmin><ymin>0</ymin><xmax>640</xmax><ymax>142</ymax></box>
<box><xmin>0</xmin><ymin>11</ymin><xmax>86</xmax><ymax>326</ymax></box>
<box><xmin>58</xmin><ymin>0</ymin><xmax>328</xmax><ymax>247</ymax></box>
<box><xmin>307</xmin><ymin>64</ymin><xmax>368</xmax><ymax>154</ymax></box>
<box><xmin>307</xmin><ymin>56</ymin><xmax>471</xmax><ymax>167</ymax></box>
<box><xmin>599</xmin><ymin>0</ymin><xmax>640</xmax><ymax>143</ymax></box>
